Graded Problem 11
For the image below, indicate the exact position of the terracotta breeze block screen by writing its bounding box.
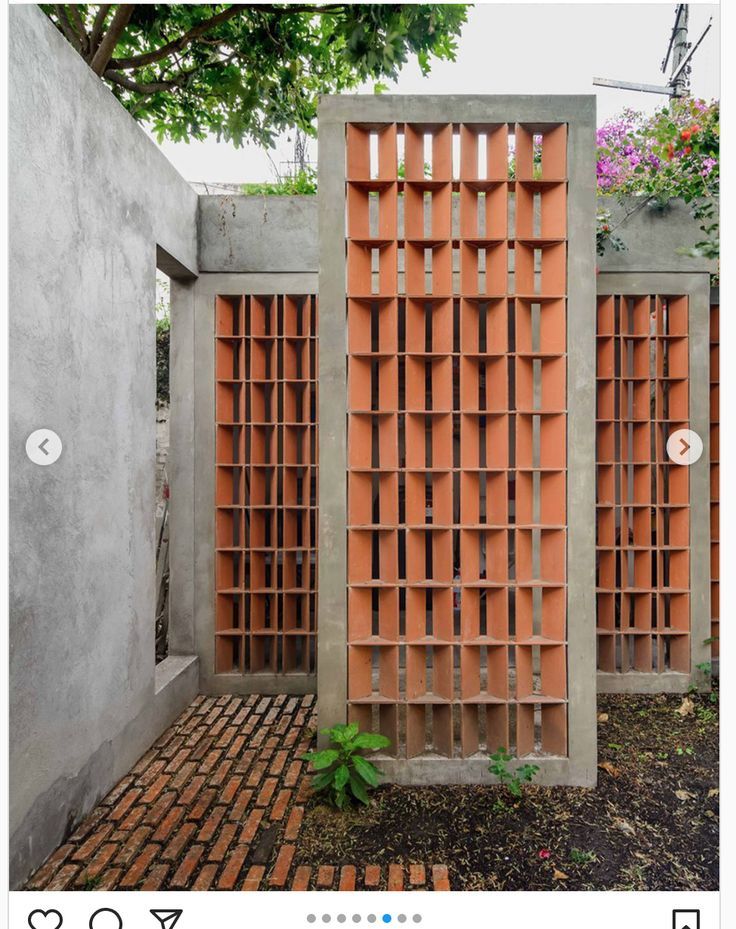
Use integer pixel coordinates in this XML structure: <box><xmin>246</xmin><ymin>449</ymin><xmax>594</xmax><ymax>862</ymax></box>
<box><xmin>214</xmin><ymin>294</ymin><xmax>318</xmax><ymax>676</ymax></box>
<box><xmin>595</xmin><ymin>294</ymin><xmax>691</xmax><ymax>676</ymax></box>
<box><xmin>710</xmin><ymin>298</ymin><xmax>719</xmax><ymax>661</ymax></box>
<box><xmin>344</xmin><ymin>121</ymin><xmax>571</xmax><ymax>760</ymax></box>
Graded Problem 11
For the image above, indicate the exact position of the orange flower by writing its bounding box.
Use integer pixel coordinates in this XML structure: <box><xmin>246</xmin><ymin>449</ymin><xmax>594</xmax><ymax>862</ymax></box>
<box><xmin>681</xmin><ymin>129</ymin><xmax>691</xmax><ymax>141</ymax></box>
<box><xmin>684</xmin><ymin>146</ymin><xmax>692</xmax><ymax>155</ymax></box>
<box><xmin>691</xmin><ymin>124</ymin><xmax>701</xmax><ymax>134</ymax></box>
<box><xmin>666</xmin><ymin>142</ymin><xmax>675</xmax><ymax>160</ymax></box>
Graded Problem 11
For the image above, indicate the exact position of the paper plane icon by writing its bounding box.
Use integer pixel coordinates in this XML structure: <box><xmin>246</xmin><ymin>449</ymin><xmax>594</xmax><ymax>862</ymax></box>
<box><xmin>150</xmin><ymin>910</ymin><xmax>183</xmax><ymax>929</ymax></box>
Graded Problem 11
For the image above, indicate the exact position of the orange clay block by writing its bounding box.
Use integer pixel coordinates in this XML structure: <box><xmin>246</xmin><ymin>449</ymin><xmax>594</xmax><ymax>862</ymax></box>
<box><xmin>345</xmin><ymin>122</ymin><xmax>570</xmax><ymax>757</ymax></box>
<box><xmin>214</xmin><ymin>295</ymin><xmax>318</xmax><ymax>675</ymax></box>
<box><xmin>595</xmin><ymin>293</ymin><xmax>693</xmax><ymax>675</ymax></box>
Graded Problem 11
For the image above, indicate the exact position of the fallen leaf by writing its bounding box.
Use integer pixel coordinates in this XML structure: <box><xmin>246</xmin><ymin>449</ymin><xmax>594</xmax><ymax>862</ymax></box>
<box><xmin>707</xmin><ymin>788</ymin><xmax>719</xmax><ymax>798</ymax></box>
<box><xmin>598</xmin><ymin>761</ymin><xmax>622</xmax><ymax>778</ymax></box>
<box><xmin>553</xmin><ymin>869</ymin><xmax>569</xmax><ymax>880</ymax></box>
<box><xmin>597</xmin><ymin>713</ymin><xmax>609</xmax><ymax>723</ymax></box>
<box><xmin>676</xmin><ymin>697</ymin><xmax>695</xmax><ymax>716</ymax></box>
<box><xmin>675</xmin><ymin>789</ymin><xmax>696</xmax><ymax>801</ymax></box>
<box><xmin>613</xmin><ymin>818</ymin><xmax>636</xmax><ymax>837</ymax></box>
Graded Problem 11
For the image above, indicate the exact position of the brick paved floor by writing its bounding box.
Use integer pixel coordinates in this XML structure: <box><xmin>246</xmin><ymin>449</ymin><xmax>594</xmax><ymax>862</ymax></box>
<box><xmin>24</xmin><ymin>695</ymin><xmax>450</xmax><ymax>892</ymax></box>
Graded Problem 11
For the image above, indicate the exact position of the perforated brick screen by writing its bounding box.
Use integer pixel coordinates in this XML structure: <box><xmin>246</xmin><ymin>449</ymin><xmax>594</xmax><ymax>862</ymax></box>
<box><xmin>710</xmin><ymin>298</ymin><xmax>719</xmax><ymax>661</ymax></box>
<box><xmin>344</xmin><ymin>122</ymin><xmax>571</xmax><ymax>759</ymax></box>
<box><xmin>214</xmin><ymin>294</ymin><xmax>318</xmax><ymax>676</ymax></box>
<box><xmin>595</xmin><ymin>294</ymin><xmax>691</xmax><ymax>675</ymax></box>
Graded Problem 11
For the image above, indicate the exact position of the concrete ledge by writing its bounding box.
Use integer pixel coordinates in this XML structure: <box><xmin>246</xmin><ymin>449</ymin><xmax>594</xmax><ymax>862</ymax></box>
<box><xmin>597</xmin><ymin>671</ymin><xmax>692</xmax><ymax>695</ymax></box>
<box><xmin>376</xmin><ymin>755</ymin><xmax>596</xmax><ymax>788</ymax></box>
<box><xmin>155</xmin><ymin>653</ymin><xmax>199</xmax><ymax>695</ymax></box>
<box><xmin>201</xmin><ymin>673</ymin><xmax>316</xmax><ymax>697</ymax></box>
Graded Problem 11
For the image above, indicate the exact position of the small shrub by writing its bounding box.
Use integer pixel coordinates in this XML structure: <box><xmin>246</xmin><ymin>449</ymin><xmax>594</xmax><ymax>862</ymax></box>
<box><xmin>570</xmin><ymin>848</ymin><xmax>597</xmax><ymax>865</ymax></box>
<box><xmin>156</xmin><ymin>316</ymin><xmax>170</xmax><ymax>405</ymax></box>
<box><xmin>241</xmin><ymin>167</ymin><xmax>317</xmax><ymax>196</ymax></box>
<box><xmin>301</xmin><ymin>722</ymin><xmax>390</xmax><ymax>809</ymax></box>
<box><xmin>488</xmin><ymin>747</ymin><xmax>539</xmax><ymax>798</ymax></box>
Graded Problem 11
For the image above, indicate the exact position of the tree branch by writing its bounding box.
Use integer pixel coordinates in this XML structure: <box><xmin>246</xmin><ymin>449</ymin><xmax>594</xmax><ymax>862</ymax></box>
<box><xmin>109</xmin><ymin>4</ymin><xmax>246</xmax><ymax>70</ymax></box>
<box><xmin>54</xmin><ymin>6</ymin><xmax>83</xmax><ymax>51</ymax></box>
<box><xmin>104</xmin><ymin>54</ymin><xmax>236</xmax><ymax>95</ymax></box>
<box><xmin>104</xmin><ymin>69</ymin><xmax>179</xmax><ymax>94</ymax></box>
<box><xmin>89</xmin><ymin>4</ymin><xmax>135</xmax><ymax>76</ymax></box>
<box><xmin>68</xmin><ymin>5</ymin><xmax>90</xmax><ymax>55</ymax></box>
<box><xmin>109</xmin><ymin>3</ymin><xmax>349</xmax><ymax>71</ymax></box>
<box><xmin>89</xmin><ymin>5</ymin><xmax>113</xmax><ymax>59</ymax></box>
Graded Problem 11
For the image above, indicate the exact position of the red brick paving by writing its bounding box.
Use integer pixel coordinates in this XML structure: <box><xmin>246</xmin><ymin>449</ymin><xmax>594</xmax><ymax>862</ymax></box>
<box><xmin>23</xmin><ymin>695</ymin><xmax>451</xmax><ymax>891</ymax></box>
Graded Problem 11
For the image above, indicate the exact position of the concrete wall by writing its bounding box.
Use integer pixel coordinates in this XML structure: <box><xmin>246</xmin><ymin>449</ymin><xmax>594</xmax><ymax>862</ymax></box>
<box><xmin>196</xmin><ymin>191</ymin><xmax>712</xmax><ymax>275</ymax></box>
<box><xmin>597</xmin><ymin>197</ymin><xmax>717</xmax><ymax>273</ymax></box>
<box><xmin>198</xmin><ymin>195</ymin><xmax>318</xmax><ymax>272</ymax></box>
<box><xmin>9</xmin><ymin>6</ymin><xmax>199</xmax><ymax>887</ymax></box>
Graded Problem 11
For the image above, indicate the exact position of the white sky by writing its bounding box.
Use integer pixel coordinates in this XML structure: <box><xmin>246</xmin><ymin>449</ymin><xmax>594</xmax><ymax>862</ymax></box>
<box><xmin>152</xmin><ymin>2</ymin><xmax>720</xmax><ymax>184</ymax></box>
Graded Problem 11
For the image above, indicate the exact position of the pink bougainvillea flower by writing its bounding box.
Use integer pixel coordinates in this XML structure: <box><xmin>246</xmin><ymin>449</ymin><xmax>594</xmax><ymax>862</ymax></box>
<box><xmin>539</xmin><ymin>849</ymin><xmax>551</xmax><ymax>860</ymax></box>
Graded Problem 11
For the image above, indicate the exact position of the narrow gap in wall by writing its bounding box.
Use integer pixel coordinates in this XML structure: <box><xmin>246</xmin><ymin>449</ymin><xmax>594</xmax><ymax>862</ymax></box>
<box><xmin>155</xmin><ymin>269</ymin><xmax>172</xmax><ymax>664</ymax></box>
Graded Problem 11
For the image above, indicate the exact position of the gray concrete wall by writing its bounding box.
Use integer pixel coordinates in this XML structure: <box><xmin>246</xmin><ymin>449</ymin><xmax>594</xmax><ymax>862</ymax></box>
<box><xmin>9</xmin><ymin>5</ymin><xmax>199</xmax><ymax>887</ymax></box>
<box><xmin>197</xmin><ymin>191</ymin><xmax>712</xmax><ymax>276</ymax></box>
<box><xmin>597</xmin><ymin>197</ymin><xmax>717</xmax><ymax>273</ymax></box>
<box><xmin>198</xmin><ymin>195</ymin><xmax>318</xmax><ymax>272</ymax></box>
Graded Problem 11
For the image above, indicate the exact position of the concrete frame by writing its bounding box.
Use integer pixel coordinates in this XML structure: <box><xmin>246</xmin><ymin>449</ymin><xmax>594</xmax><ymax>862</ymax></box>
<box><xmin>317</xmin><ymin>95</ymin><xmax>598</xmax><ymax>786</ymax></box>
<box><xmin>596</xmin><ymin>272</ymin><xmax>712</xmax><ymax>694</ymax></box>
<box><xmin>170</xmin><ymin>272</ymin><xmax>318</xmax><ymax>695</ymax></box>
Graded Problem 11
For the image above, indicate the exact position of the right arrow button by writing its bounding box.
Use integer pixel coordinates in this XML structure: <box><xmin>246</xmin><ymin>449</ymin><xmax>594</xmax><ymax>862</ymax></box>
<box><xmin>666</xmin><ymin>429</ymin><xmax>703</xmax><ymax>466</ymax></box>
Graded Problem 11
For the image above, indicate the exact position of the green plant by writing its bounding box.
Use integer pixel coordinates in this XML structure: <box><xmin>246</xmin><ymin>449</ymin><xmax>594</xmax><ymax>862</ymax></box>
<box><xmin>675</xmin><ymin>745</ymin><xmax>694</xmax><ymax>757</ymax></box>
<box><xmin>241</xmin><ymin>167</ymin><xmax>317</xmax><ymax>196</ymax></box>
<box><xmin>301</xmin><ymin>722</ymin><xmax>389</xmax><ymax>809</ymax></box>
<box><xmin>43</xmin><ymin>5</ymin><xmax>468</xmax><ymax>147</ymax></box>
<box><xmin>488</xmin><ymin>747</ymin><xmax>539</xmax><ymax>798</ymax></box>
<box><xmin>596</xmin><ymin>207</ymin><xmax>626</xmax><ymax>257</ymax></box>
<box><xmin>156</xmin><ymin>315</ymin><xmax>170</xmax><ymax>406</ymax></box>
<box><xmin>570</xmin><ymin>848</ymin><xmax>597</xmax><ymax>865</ymax></box>
<box><xmin>597</xmin><ymin>98</ymin><xmax>719</xmax><ymax>268</ymax></box>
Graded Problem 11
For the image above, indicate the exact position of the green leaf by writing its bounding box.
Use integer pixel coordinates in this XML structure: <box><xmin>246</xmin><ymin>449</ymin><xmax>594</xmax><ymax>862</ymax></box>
<box><xmin>334</xmin><ymin>764</ymin><xmax>350</xmax><ymax>790</ymax></box>
<box><xmin>307</xmin><ymin>749</ymin><xmax>339</xmax><ymax>770</ymax></box>
<box><xmin>353</xmin><ymin>755</ymin><xmax>380</xmax><ymax>787</ymax></box>
<box><xmin>352</xmin><ymin>732</ymin><xmax>391</xmax><ymax>751</ymax></box>
<box><xmin>310</xmin><ymin>770</ymin><xmax>335</xmax><ymax>792</ymax></box>
<box><xmin>327</xmin><ymin>722</ymin><xmax>360</xmax><ymax>745</ymax></box>
<box><xmin>348</xmin><ymin>773</ymin><xmax>371</xmax><ymax>805</ymax></box>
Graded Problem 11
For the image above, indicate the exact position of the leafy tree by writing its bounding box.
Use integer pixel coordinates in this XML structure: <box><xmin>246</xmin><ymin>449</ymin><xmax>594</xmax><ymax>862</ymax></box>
<box><xmin>42</xmin><ymin>4</ymin><xmax>468</xmax><ymax>146</ymax></box>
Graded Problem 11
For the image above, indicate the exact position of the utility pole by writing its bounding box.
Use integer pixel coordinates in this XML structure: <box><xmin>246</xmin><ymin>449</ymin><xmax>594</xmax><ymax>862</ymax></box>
<box><xmin>667</xmin><ymin>4</ymin><xmax>690</xmax><ymax>98</ymax></box>
<box><xmin>593</xmin><ymin>4</ymin><xmax>711</xmax><ymax>99</ymax></box>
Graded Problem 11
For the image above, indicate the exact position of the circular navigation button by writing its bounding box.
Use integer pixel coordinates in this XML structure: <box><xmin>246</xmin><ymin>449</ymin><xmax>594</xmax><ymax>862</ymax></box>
<box><xmin>25</xmin><ymin>428</ymin><xmax>63</xmax><ymax>466</ymax></box>
<box><xmin>666</xmin><ymin>428</ymin><xmax>703</xmax><ymax>466</ymax></box>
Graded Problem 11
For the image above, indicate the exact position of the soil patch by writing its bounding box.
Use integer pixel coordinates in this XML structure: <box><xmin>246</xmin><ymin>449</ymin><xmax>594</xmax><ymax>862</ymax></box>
<box><xmin>296</xmin><ymin>690</ymin><xmax>719</xmax><ymax>890</ymax></box>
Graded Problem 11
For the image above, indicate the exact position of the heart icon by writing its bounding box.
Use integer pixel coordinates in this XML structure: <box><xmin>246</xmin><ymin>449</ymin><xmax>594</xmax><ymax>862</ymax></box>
<box><xmin>27</xmin><ymin>911</ymin><xmax>63</xmax><ymax>929</ymax></box>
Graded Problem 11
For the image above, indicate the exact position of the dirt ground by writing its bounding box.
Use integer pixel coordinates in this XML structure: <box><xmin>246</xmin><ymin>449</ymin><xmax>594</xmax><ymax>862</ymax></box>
<box><xmin>296</xmin><ymin>688</ymin><xmax>719</xmax><ymax>890</ymax></box>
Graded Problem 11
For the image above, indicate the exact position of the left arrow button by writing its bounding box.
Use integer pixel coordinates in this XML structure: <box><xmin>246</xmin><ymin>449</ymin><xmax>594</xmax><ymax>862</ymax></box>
<box><xmin>25</xmin><ymin>429</ymin><xmax>63</xmax><ymax>466</ymax></box>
